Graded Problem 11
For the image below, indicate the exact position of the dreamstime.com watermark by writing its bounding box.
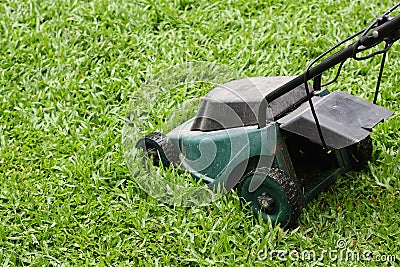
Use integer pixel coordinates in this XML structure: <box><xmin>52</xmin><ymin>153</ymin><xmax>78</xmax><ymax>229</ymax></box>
<box><xmin>257</xmin><ymin>239</ymin><xmax>397</xmax><ymax>263</ymax></box>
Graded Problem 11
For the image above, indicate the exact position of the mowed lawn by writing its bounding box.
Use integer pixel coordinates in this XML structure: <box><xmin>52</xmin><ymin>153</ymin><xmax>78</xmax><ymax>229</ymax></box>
<box><xmin>0</xmin><ymin>0</ymin><xmax>399</xmax><ymax>265</ymax></box>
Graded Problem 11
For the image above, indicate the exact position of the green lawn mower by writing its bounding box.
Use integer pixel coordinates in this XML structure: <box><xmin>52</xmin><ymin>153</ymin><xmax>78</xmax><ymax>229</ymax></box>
<box><xmin>135</xmin><ymin>4</ymin><xmax>400</xmax><ymax>228</ymax></box>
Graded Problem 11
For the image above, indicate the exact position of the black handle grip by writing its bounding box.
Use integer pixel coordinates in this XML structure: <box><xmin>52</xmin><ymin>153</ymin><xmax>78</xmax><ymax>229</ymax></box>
<box><xmin>362</xmin><ymin>13</ymin><xmax>400</xmax><ymax>45</ymax></box>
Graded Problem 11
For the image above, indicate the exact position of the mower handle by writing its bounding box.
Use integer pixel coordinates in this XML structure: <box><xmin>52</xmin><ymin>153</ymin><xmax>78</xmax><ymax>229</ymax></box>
<box><xmin>266</xmin><ymin>12</ymin><xmax>400</xmax><ymax>103</ymax></box>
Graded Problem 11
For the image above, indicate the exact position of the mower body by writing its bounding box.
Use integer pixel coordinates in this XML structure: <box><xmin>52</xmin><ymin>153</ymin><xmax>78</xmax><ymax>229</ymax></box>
<box><xmin>166</xmin><ymin>76</ymin><xmax>393</xmax><ymax>205</ymax></box>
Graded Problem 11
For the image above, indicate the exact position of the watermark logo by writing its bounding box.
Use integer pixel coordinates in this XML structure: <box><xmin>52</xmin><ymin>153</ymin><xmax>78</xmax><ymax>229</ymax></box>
<box><xmin>122</xmin><ymin>62</ymin><xmax>276</xmax><ymax>207</ymax></box>
<box><xmin>257</xmin><ymin>238</ymin><xmax>397</xmax><ymax>263</ymax></box>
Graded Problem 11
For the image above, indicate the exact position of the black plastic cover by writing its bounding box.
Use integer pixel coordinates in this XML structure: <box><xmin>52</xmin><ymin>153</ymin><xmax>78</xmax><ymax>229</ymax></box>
<box><xmin>191</xmin><ymin>76</ymin><xmax>312</xmax><ymax>131</ymax></box>
<box><xmin>278</xmin><ymin>90</ymin><xmax>393</xmax><ymax>149</ymax></box>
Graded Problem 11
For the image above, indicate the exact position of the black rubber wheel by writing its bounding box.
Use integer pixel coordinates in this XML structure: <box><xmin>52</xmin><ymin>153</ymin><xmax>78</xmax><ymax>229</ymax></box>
<box><xmin>135</xmin><ymin>132</ymin><xmax>179</xmax><ymax>167</ymax></box>
<box><xmin>347</xmin><ymin>136</ymin><xmax>373</xmax><ymax>171</ymax></box>
<box><xmin>238</xmin><ymin>167</ymin><xmax>302</xmax><ymax>229</ymax></box>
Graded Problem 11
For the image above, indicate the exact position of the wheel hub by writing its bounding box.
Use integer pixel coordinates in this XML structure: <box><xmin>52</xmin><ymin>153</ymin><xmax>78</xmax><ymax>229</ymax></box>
<box><xmin>257</xmin><ymin>192</ymin><xmax>275</xmax><ymax>213</ymax></box>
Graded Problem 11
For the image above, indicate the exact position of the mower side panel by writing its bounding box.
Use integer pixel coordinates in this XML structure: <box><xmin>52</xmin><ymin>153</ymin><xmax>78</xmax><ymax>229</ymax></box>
<box><xmin>167</xmin><ymin>121</ymin><xmax>278</xmax><ymax>189</ymax></box>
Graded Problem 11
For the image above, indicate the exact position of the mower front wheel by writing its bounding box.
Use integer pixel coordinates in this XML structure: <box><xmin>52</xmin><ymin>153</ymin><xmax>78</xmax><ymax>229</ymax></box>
<box><xmin>238</xmin><ymin>167</ymin><xmax>302</xmax><ymax>229</ymax></box>
<box><xmin>135</xmin><ymin>132</ymin><xmax>179</xmax><ymax>167</ymax></box>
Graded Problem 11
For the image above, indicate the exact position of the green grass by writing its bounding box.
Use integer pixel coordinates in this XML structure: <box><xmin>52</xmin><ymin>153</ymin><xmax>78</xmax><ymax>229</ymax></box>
<box><xmin>0</xmin><ymin>0</ymin><xmax>399</xmax><ymax>266</ymax></box>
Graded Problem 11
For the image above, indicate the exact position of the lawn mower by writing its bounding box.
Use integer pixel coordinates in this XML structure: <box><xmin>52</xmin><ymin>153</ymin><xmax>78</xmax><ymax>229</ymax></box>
<box><xmin>135</xmin><ymin>4</ymin><xmax>400</xmax><ymax>228</ymax></box>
